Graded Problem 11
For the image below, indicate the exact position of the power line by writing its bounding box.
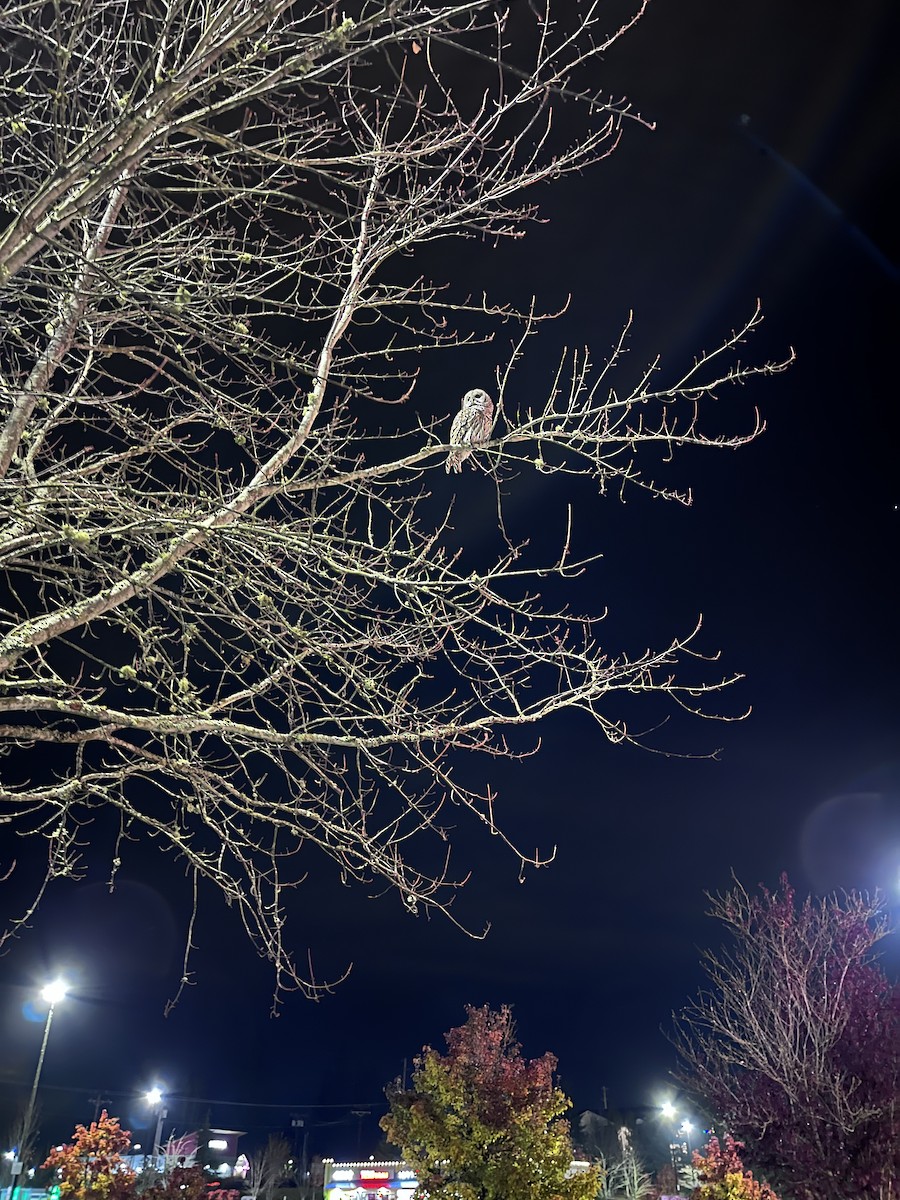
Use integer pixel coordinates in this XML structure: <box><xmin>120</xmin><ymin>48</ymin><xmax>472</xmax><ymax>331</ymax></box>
<box><xmin>0</xmin><ymin>1079</ymin><xmax>384</xmax><ymax>1110</ymax></box>
<box><xmin>176</xmin><ymin>1096</ymin><xmax>385</xmax><ymax>1112</ymax></box>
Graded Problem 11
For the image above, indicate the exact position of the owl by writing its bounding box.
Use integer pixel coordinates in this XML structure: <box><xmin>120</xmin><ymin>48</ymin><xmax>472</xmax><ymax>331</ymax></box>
<box><xmin>445</xmin><ymin>388</ymin><xmax>495</xmax><ymax>473</ymax></box>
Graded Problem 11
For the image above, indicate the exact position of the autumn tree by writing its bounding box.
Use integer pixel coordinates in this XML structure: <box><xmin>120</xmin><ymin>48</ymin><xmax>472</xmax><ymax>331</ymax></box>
<box><xmin>673</xmin><ymin>877</ymin><xmax>900</xmax><ymax>1200</ymax></box>
<box><xmin>0</xmin><ymin>0</ymin><xmax>789</xmax><ymax>999</ymax></box>
<box><xmin>43</xmin><ymin>1112</ymin><xmax>135</xmax><ymax>1200</ymax></box>
<box><xmin>142</xmin><ymin>1167</ymin><xmax>207</xmax><ymax>1200</ymax></box>
<box><xmin>690</xmin><ymin>1135</ymin><xmax>779</xmax><ymax>1200</ymax></box>
<box><xmin>381</xmin><ymin>1004</ymin><xmax>598</xmax><ymax>1200</ymax></box>
<box><xmin>143</xmin><ymin>1165</ymin><xmax>239</xmax><ymax>1200</ymax></box>
<box><xmin>653</xmin><ymin>1162</ymin><xmax>678</xmax><ymax>1196</ymax></box>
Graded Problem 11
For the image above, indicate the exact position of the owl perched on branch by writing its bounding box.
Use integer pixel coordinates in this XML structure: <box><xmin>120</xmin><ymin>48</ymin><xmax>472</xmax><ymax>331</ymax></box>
<box><xmin>445</xmin><ymin>388</ymin><xmax>495</xmax><ymax>473</ymax></box>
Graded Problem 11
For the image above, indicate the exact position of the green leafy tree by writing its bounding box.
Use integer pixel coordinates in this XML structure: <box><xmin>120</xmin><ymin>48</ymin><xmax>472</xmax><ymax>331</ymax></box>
<box><xmin>43</xmin><ymin>1112</ymin><xmax>135</xmax><ymax>1200</ymax></box>
<box><xmin>381</xmin><ymin>1005</ymin><xmax>599</xmax><ymax>1200</ymax></box>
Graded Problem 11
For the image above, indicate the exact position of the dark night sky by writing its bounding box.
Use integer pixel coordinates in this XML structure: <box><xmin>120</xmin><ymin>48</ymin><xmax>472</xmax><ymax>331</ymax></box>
<box><xmin>2</xmin><ymin>0</ymin><xmax>899</xmax><ymax>1166</ymax></box>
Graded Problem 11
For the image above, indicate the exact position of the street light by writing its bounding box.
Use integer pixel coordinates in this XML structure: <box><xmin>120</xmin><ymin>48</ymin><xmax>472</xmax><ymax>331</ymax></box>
<box><xmin>671</xmin><ymin>1120</ymin><xmax>697</xmax><ymax>1186</ymax></box>
<box><xmin>656</xmin><ymin>1102</ymin><xmax>680</xmax><ymax>1179</ymax></box>
<box><xmin>13</xmin><ymin>981</ymin><xmax>68</xmax><ymax>1198</ymax></box>
<box><xmin>143</xmin><ymin>1090</ymin><xmax>167</xmax><ymax>1169</ymax></box>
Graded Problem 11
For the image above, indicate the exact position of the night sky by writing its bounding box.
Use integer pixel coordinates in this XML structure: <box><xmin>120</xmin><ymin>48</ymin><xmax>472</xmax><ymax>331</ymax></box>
<box><xmin>2</xmin><ymin>0</ymin><xmax>898</xmax><ymax>1168</ymax></box>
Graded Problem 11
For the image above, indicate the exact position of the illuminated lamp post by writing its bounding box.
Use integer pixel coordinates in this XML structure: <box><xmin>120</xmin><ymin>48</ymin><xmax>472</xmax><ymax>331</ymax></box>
<box><xmin>13</xmin><ymin>981</ymin><xmax>68</xmax><ymax>1200</ymax></box>
<box><xmin>143</xmin><ymin>1089</ymin><xmax>167</xmax><ymax>1170</ymax></box>
<box><xmin>672</xmin><ymin>1119</ymin><xmax>697</xmax><ymax>1186</ymax></box>
<box><xmin>679</xmin><ymin>1120</ymin><xmax>695</xmax><ymax>1155</ymax></box>
<box><xmin>658</xmin><ymin>1101</ymin><xmax>678</xmax><ymax>1177</ymax></box>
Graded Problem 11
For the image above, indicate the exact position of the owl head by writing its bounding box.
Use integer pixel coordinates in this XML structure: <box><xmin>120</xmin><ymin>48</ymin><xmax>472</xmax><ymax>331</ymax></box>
<box><xmin>462</xmin><ymin>388</ymin><xmax>492</xmax><ymax>410</ymax></box>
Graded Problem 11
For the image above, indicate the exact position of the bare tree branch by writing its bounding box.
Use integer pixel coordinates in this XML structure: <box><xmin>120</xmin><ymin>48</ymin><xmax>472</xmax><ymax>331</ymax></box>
<box><xmin>672</xmin><ymin>877</ymin><xmax>900</xmax><ymax>1199</ymax></box>
<box><xmin>0</xmin><ymin>0</ymin><xmax>791</xmax><ymax>1002</ymax></box>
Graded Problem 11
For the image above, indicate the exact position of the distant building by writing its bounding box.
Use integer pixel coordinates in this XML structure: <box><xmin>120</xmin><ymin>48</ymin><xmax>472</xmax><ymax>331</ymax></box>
<box><xmin>322</xmin><ymin>1161</ymin><xmax>417</xmax><ymax>1199</ymax></box>
<box><xmin>123</xmin><ymin>1128</ymin><xmax>246</xmax><ymax>1175</ymax></box>
<box><xmin>322</xmin><ymin>1157</ymin><xmax>592</xmax><ymax>1198</ymax></box>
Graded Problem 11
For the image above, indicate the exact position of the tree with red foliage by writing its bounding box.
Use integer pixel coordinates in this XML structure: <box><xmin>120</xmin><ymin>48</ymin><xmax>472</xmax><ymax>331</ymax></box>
<box><xmin>143</xmin><ymin>1167</ymin><xmax>208</xmax><ymax>1200</ymax></box>
<box><xmin>143</xmin><ymin>1165</ymin><xmax>239</xmax><ymax>1200</ymax></box>
<box><xmin>43</xmin><ymin>1112</ymin><xmax>135</xmax><ymax>1200</ymax></box>
<box><xmin>381</xmin><ymin>1005</ymin><xmax>598</xmax><ymax>1199</ymax></box>
<box><xmin>674</xmin><ymin>876</ymin><xmax>900</xmax><ymax>1199</ymax></box>
<box><xmin>690</xmin><ymin>1134</ymin><xmax>778</xmax><ymax>1200</ymax></box>
<box><xmin>654</xmin><ymin>1162</ymin><xmax>679</xmax><ymax>1196</ymax></box>
<box><xmin>42</xmin><ymin>1117</ymin><xmax>238</xmax><ymax>1200</ymax></box>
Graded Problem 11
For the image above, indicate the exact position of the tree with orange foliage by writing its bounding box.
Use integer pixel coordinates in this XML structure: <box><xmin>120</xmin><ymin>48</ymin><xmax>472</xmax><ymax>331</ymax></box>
<box><xmin>43</xmin><ymin>1112</ymin><xmax>135</xmax><ymax>1200</ymax></box>
<box><xmin>691</xmin><ymin>1135</ymin><xmax>779</xmax><ymax>1200</ymax></box>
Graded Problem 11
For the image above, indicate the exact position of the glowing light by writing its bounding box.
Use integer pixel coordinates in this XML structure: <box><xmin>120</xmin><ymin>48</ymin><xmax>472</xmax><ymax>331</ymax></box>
<box><xmin>208</xmin><ymin>1140</ymin><xmax>228</xmax><ymax>1151</ymax></box>
<box><xmin>40</xmin><ymin>980</ymin><xmax>68</xmax><ymax>1005</ymax></box>
<box><xmin>660</xmin><ymin>1101</ymin><xmax>677</xmax><ymax>1120</ymax></box>
<box><xmin>145</xmin><ymin>1088</ymin><xmax>163</xmax><ymax>1105</ymax></box>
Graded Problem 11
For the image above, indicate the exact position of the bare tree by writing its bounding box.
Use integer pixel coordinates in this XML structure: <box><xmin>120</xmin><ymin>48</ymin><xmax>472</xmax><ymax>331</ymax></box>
<box><xmin>672</xmin><ymin>876</ymin><xmax>900</xmax><ymax>1200</ymax></box>
<box><xmin>1</xmin><ymin>1106</ymin><xmax>40</xmax><ymax>1192</ymax></box>
<box><xmin>0</xmin><ymin>0</ymin><xmax>790</xmax><ymax>1002</ymax></box>
<box><xmin>160</xmin><ymin>1133</ymin><xmax>196</xmax><ymax>1178</ymax></box>
<box><xmin>249</xmin><ymin>1135</ymin><xmax>292</xmax><ymax>1200</ymax></box>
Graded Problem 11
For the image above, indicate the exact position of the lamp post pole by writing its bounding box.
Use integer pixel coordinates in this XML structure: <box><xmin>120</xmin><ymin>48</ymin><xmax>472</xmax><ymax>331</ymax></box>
<box><xmin>676</xmin><ymin>1121</ymin><xmax>695</xmax><ymax>1187</ymax></box>
<box><xmin>659</xmin><ymin>1103</ymin><xmax>679</xmax><ymax>1182</ymax></box>
<box><xmin>144</xmin><ymin>1090</ymin><xmax>167</xmax><ymax>1173</ymax></box>
<box><xmin>153</xmin><ymin>1108</ymin><xmax>167</xmax><ymax>1161</ymax></box>
<box><xmin>13</xmin><ymin>982</ymin><xmax>68</xmax><ymax>1200</ymax></box>
<box><xmin>680</xmin><ymin>1121</ymin><xmax>694</xmax><ymax>1157</ymax></box>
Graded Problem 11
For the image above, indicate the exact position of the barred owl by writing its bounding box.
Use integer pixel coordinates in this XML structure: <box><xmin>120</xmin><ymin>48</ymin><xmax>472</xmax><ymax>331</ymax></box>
<box><xmin>445</xmin><ymin>388</ymin><xmax>495</xmax><ymax>473</ymax></box>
